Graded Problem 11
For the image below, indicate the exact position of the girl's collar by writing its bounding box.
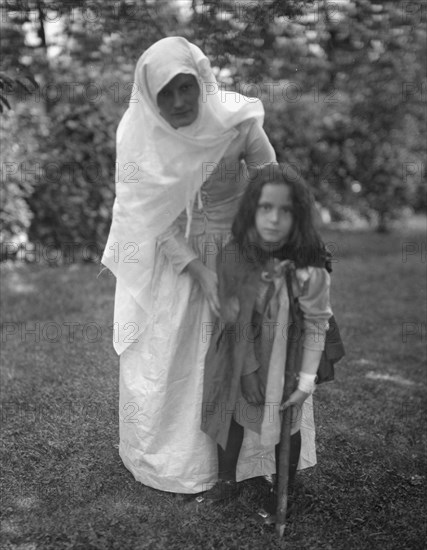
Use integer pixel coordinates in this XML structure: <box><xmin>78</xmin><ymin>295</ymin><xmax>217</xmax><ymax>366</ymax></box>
<box><xmin>240</xmin><ymin>236</ymin><xmax>327</xmax><ymax>270</ymax></box>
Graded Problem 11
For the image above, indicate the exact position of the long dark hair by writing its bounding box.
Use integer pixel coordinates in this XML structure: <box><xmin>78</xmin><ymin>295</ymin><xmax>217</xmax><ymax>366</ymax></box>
<box><xmin>231</xmin><ymin>162</ymin><xmax>324</xmax><ymax>267</ymax></box>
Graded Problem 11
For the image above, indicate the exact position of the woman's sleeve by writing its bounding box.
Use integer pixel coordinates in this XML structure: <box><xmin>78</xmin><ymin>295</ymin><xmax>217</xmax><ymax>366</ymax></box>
<box><xmin>244</xmin><ymin>119</ymin><xmax>277</xmax><ymax>165</ymax></box>
<box><xmin>156</xmin><ymin>222</ymin><xmax>198</xmax><ymax>274</ymax></box>
<box><xmin>298</xmin><ymin>267</ymin><xmax>333</xmax><ymax>352</ymax></box>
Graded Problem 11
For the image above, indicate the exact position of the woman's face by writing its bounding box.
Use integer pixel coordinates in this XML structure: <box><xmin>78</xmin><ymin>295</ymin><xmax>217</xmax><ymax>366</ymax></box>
<box><xmin>156</xmin><ymin>73</ymin><xmax>200</xmax><ymax>128</ymax></box>
<box><xmin>255</xmin><ymin>183</ymin><xmax>294</xmax><ymax>249</ymax></box>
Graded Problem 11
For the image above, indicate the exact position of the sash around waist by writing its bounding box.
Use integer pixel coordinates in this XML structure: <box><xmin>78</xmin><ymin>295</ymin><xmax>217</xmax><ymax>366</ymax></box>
<box><xmin>175</xmin><ymin>201</ymin><xmax>239</xmax><ymax>237</ymax></box>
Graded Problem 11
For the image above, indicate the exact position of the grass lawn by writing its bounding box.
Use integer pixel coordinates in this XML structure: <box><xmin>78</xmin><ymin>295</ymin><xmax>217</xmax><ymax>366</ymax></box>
<box><xmin>1</xmin><ymin>222</ymin><xmax>426</xmax><ymax>550</ymax></box>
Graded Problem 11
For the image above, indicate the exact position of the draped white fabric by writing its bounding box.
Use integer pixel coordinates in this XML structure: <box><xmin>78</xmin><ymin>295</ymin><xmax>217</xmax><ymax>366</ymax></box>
<box><xmin>102</xmin><ymin>37</ymin><xmax>266</xmax><ymax>354</ymax></box>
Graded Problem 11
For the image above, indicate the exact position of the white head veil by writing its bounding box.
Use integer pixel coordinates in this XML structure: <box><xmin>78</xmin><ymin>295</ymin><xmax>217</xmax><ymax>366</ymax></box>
<box><xmin>102</xmin><ymin>36</ymin><xmax>267</xmax><ymax>354</ymax></box>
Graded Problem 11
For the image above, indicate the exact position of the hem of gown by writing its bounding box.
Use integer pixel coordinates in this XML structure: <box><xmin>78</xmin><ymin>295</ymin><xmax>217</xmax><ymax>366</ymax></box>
<box><xmin>236</xmin><ymin>448</ymin><xmax>317</xmax><ymax>483</ymax></box>
<box><xmin>119</xmin><ymin>445</ymin><xmax>218</xmax><ymax>495</ymax></box>
<box><xmin>236</xmin><ymin>457</ymin><xmax>276</xmax><ymax>483</ymax></box>
<box><xmin>119</xmin><ymin>444</ymin><xmax>316</xmax><ymax>494</ymax></box>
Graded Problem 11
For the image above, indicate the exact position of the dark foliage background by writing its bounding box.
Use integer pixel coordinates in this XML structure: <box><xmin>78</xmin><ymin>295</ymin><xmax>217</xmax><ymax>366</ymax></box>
<box><xmin>1</xmin><ymin>0</ymin><xmax>425</xmax><ymax>258</ymax></box>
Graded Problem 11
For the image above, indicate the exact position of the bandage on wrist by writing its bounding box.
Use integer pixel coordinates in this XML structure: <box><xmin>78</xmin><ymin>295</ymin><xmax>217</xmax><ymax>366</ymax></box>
<box><xmin>297</xmin><ymin>372</ymin><xmax>317</xmax><ymax>394</ymax></box>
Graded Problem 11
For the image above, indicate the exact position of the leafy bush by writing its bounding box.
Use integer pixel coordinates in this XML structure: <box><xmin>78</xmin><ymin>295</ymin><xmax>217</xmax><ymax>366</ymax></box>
<box><xmin>26</xmin><ymin>101</ymin><xmax>117</xmax><ymax>256</ymax></box>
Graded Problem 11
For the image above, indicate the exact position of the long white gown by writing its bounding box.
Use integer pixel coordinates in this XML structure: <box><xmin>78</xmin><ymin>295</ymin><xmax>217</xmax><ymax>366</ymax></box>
<box><xmin>118</xmin><ymin>119</ymin><xmax>316</xmax><ymax>493</ymax></box>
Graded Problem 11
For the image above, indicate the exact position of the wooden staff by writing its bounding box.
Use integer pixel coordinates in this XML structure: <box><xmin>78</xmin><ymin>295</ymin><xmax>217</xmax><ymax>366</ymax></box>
<box><xmin>275</xmin><ymin>269</ymin><xmax>300</xmax><ymax>537</ymax></box>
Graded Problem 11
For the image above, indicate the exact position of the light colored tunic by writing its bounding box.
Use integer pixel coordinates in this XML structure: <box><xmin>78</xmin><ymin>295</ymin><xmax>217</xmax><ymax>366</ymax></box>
<box><xmin>234</xmin><ymin>264</ymin><xmax>331</xmax><ymax>448</ymax></box>
<box><xmin>118</xmin><ymin>119</ymin><xmax>314</xmax><ymax>493</ymax></box>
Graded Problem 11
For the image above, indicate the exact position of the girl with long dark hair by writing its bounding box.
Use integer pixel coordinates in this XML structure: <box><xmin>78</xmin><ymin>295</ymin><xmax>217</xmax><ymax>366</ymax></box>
<box><xmin>201</xmin><ymin>163</ymin><xmax>344</xmax><ymax>520</ymax></box>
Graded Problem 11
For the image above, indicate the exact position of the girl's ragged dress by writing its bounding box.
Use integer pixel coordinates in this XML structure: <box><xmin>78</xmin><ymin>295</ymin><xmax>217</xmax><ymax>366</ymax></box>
<box><xmin>202</xmin><ymin>243</ymin><xmax>344</xmax><ymax>474</ymax></box>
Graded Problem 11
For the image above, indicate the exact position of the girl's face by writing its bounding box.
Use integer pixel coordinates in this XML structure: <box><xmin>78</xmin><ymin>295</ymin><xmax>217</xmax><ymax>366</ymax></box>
<box><xmin>157</xmin><ymin>73</ymin><xmax>200</xmax><ymax>128</ymax></box>
<box><xmin>255</xmin><ymin>183</ymin><xmax>293</xmax><ymax>249</ymax></box>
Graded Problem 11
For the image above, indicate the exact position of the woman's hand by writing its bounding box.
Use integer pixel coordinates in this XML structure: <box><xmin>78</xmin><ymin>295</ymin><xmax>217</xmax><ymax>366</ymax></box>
<box><xmin>241</xmin><ymin>371</ymin><xmax>265</xmax><ymax>405</ymax></box>
<box><xmin>186</xmin><ymin>259</ymin><xmax>220</xmax><ymax>317</ymax></box>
